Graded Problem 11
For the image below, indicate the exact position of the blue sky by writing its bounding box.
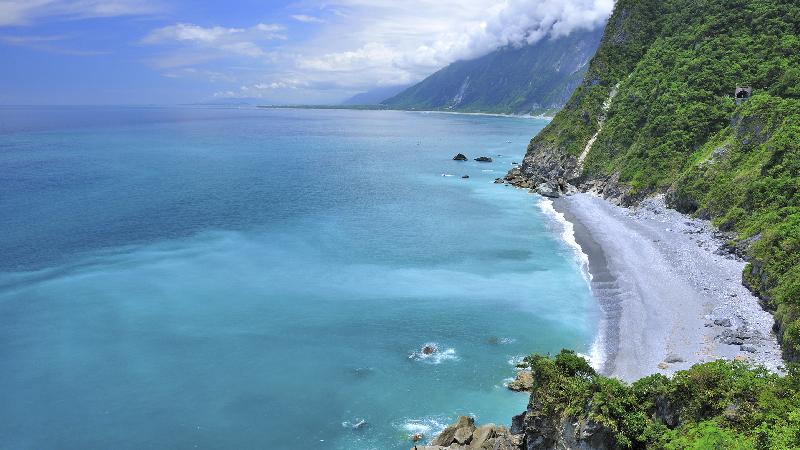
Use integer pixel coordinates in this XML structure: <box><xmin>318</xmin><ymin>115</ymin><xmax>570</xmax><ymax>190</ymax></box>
<box><xmin>0</xmin><ymin>0</ymin><xmax>613</xmax><ymax>105</ymax></box>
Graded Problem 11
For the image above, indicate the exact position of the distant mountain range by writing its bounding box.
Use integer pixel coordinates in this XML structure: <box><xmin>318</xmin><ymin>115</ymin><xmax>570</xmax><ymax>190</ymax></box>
<box><xmin>378</xmin><ymin>28</ymin><xmax>603</xmax><ymax>115</ymax></box>
<box><xmin>340</xmin><ymin>85</ymin><xmax>410</xmax><ymax>106</ymax></box>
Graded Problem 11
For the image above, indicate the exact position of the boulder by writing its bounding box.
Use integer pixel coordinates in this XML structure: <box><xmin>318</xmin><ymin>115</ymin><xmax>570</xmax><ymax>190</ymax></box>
<box><xmin>713</xmin><ymin>318</ymin><xmax>732</xmax><ymax>327</ymax></box>
<box><xmin>535</xmin><ymin>182</ymin><xmax>560</xmax><ymax>198</ymax></box>
<box><xmin>469</xmin><ymin>424</ymin><xmax>497</xmax><ymax>448</ymax></box>
<box><xmin>494</xmin><ymin>178</ymin><xmax>505</xmax><ymax>184</ymax></box>
<box><xmin>462</xmin><ymin>175</ymin><xmax>470</xmax><ymax>179</ymax></box>
<box><xmin>506</xmin><ymin>370</ymin><xmax>533</xmax><ymax>392</ymax></box>
<box><xmin>453</xmin><ymin>427</ymin><xmax>473</xmax><ymax>445</ymax></box>
<box><xmin>422</xmin><ymin>345</ymin><xmax>436</xmax><ymax>355</ymax></box>
<box><xmin>664</xmin><ymin>354</ymin><xmax>684</xmax><ymax>364</ymax></box>
<box><xmin>474</xmin><ymin>156</ymin><xmax>493</xmax><ymax>162</ymax></box>
<box><xmin>431</xmin><ymin>416</ymin><xmax>475</xmax><ymax>447</ymax></box>
<box><xmin>453</xmin><ymin>153</ymin><xmax>468</xmax><ymax>161</ymax></box>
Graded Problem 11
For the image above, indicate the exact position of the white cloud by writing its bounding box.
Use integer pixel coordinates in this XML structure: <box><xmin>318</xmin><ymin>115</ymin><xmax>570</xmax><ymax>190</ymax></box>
<box><xmin>0</xmin><ymin>0</ymin><xmax>161</xmax><ymax>27</ymax></box>
<box><xmin>149</xmin><ymin>0</ymin><xmax>615</xmax><ymax>103</ymax></box>
<box><xmin>293</xmin><ymin>0</ymin><xmax>613</xmax><ymax>84</ymax></box>
<box><xmin>291</xmin><ymin>14</ymin><xmax>325</xmax><ymax>24</ymax></box>
<box><xmin>142</xmin><ymin>22</ymin><xmax>286</xmax><ymax>59</ymax></box>
<box><xmin>264</xmin><ymin>0</ymin><xmax>613</xmax><ymax>96</ymax></box>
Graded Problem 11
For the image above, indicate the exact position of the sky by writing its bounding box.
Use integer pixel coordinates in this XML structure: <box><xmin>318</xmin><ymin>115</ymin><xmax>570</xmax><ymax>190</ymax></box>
<box><xmin>0</xmin><ymin>0</ymin><xmax>614</xmax><ymax>105</ymax></box>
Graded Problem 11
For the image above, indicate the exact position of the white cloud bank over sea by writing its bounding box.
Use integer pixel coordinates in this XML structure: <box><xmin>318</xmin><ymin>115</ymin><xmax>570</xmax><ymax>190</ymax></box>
<box><xmin>213</xmin><ymin>0</ymin><xmax>615</xmax><ymax>103</ymax></box>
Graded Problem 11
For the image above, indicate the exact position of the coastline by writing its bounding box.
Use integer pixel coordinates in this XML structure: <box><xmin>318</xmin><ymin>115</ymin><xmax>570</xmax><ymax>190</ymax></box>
<box><xmin>551</xmin><ymin>193</ymin><xmax>783</xmax><ymax>381</ymax></box>
<box><xmin>257</xmin><ymin>105</ymin><xmax>553</xmax><ymax>120</ymax></box>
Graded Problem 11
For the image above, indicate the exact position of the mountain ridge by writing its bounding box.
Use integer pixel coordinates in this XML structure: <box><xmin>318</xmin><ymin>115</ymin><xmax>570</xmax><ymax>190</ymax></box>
<box><xmin>381</xmin><ymin>28</ymin><xmax>603</xmax><ymax>115</ymax></box>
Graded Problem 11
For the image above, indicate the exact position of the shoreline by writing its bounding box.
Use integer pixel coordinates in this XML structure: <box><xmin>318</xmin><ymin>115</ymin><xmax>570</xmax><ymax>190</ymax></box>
<box><xmin>551</xmin><ymin>193</ymin><xmax>783</xmax><ymax>381</ymax></box>
<box><xmin>256</xmin><ymin>105</ymin><xmax>554</xmax><ymax>120</ymax></box>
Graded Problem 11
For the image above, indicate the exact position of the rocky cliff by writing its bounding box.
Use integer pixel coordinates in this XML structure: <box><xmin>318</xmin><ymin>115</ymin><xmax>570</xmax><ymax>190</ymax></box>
<box><xmin>512</xmin><ymin>0</ymin><xmax>800</xmax><ymax>359</ymax></box>
<box><xmin>412</xmin><ymin>350</ymin><xmax>800</xmax><ymax>449</ymax></box>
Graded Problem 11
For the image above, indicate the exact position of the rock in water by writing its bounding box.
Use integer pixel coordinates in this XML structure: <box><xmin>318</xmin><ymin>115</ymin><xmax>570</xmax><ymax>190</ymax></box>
<box><xmin>422</xmin><ymin>345</ymin><xmax>436</xmax><ymax>355</ymax></box>
<box><xmin>461</xmin><ymin>175</ymin><xmax>469</xmax><ymax>179</ymax></box>
<box><xmin>453</xmin><ymin>153</ymin><xmax>468</xmax><ymax>161</ymax></box>
<box><xmin>507</xmin><ymin>370</ymin><xmax>533</xmax><ymax>391</ymax></box>
<box><xmin>474</xmin><ymin>156</ymin><xmax>493</xmax><ymax>162</ymax></box>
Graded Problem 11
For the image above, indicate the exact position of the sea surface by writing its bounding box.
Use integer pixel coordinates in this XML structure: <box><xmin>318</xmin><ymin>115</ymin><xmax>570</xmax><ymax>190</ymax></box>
<box><xmin>0</xmin><ymin>106</ymin><xmax>597</xmax><ymax>449</ymax></box>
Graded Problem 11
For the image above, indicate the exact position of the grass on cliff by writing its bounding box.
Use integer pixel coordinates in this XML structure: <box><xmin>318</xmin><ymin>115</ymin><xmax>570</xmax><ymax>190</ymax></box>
<box><xmin>525</xmin><ymin>0</ymin><xmax>800</xmax><ymax>358</ymax></box>
<box><xmin>521</xmin><ymin>350</ymin><xmax>800</xmax><ymax>449</ymax></box>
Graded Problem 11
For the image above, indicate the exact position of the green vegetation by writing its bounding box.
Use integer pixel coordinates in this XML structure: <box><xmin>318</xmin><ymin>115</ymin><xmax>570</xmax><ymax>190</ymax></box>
<box><xmin>526</xmin><ymin>0</ymin><xmax>800</xmax><ymax>358</ymax></box>
<box><xmin>382</xmin><ymin>29</ymin><xmax>602</xmax><ymax>115</ymax></box>
<box><xmin>520</xmin><ymin>350</ymin><xmax>800</xmax><ymax>449</ymax></box>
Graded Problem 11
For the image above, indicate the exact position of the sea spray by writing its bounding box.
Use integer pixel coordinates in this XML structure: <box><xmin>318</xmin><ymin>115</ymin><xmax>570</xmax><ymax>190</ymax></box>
<box><xmin>537</xmin><ymin>196</ymin><xmax>604</xmax><ymax>371</ymax></box>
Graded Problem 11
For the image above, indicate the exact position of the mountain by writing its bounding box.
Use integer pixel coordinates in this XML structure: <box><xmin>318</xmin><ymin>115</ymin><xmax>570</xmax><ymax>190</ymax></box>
<box><xmin>381</xmin><ymin>28</ymin><xmax>603</xmax><ymax>115</ymax></box>
<box><xmin>340</xmin><ymin>85</ymin><xmax>410</xmax><ymax>106</ymax></box>
<box><xmin>515</xmin><ymin>0</ymin><xmax>800</xmax><ymax>361</ymax></box>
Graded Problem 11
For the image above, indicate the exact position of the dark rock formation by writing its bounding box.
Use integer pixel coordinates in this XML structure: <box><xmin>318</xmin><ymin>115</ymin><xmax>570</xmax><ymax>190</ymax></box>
<box><xmin>454</xmin><ymin>153</ymin><xmax>468</xmax><ymax>161</ymax></box>
<box><xmin>462</xmin><ymin>175</ymin><xmax>470</xmax><ymax>179</ymax></box>
<box><xmin>475</xmin><ymin>156</ymin><xmax>493</xmax><ymax>162</ymax></box>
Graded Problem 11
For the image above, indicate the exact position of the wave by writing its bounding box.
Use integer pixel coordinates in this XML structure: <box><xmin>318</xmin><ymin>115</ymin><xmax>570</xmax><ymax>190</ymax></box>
<box><xmin>537</xmin><ymin>197</ymin><xmax>603</xmax><ymax>372</ymax></box>
<box><xmin>395</xmin><ymin>415</ymin><xmax>451</xmax><ymax>443</ymax></box>
<box><xmin>537</xmin><ymin>197</ymin><xmax>591</xmax><ymax>285</ymax></box>
<box><xmin>507</xmin><ymin>355</ymin><xmax>525</xmax><ymax>366</ymax></box>
<box><xmin>408</xmin><ymin>342</ymin><xmax>458</xmax><ymax>364</ymax></box>
<box><xmin>342</xmin><ymin>418</ymin><xmax>368</xmax><ymax>430</ymax></box>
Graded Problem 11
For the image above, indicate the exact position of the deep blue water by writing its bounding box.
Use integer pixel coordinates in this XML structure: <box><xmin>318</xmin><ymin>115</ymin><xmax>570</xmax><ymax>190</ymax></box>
<box><xmin>0</xmin><ymin>106</ymin><xmax>596</xmax><ymax>449</ymax></box>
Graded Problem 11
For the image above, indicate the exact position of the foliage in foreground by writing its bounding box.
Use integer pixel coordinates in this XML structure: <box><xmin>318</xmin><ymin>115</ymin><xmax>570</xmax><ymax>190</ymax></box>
<box><xmin>521</xmin><ymin>350</ymin><xmax>800</xmax><ymax>449</ymax></box>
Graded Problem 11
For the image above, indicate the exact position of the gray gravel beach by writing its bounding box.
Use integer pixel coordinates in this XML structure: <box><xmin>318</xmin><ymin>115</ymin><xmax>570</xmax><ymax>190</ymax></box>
<box><xmin>554</xmin><ymin>193</ymin><xmax>783</xmax><ymax>381</ymax></box>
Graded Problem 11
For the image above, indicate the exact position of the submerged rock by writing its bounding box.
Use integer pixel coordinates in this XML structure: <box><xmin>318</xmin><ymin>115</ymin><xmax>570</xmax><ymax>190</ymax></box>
<box><xmin>474</xmin><ymin>156</ymin><xmax>493</xmax><ymax>162</ymax></box>
<box><xmin>453</xmin><ymin>153</ymin><xmax>468</xmax><ymax>161</ymax></box>
<box><xmin>422</xmin><ymin>345</ymin><xmax>436</xmax><ymax>355</ymax></box>
<box><xmin>462</xmin><ymin>175</ymin><xmax>470</xmax><ymax>179</ymax></box>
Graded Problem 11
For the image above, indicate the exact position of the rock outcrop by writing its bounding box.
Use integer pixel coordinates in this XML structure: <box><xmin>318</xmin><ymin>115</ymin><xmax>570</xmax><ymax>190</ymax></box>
<box><xmin>414</xmin><ymin>407</ymin><xmax>618</xmax><ymax>450</ymax></box>
<box><xmin>454</xmin><ymin>153</ymin><xmax>468</xmax><ymax>161</ymax></box>
<box><xmin>411</xmin><ymin>416</ymin><xmax>521</xmax><ymax>450</ymax></box>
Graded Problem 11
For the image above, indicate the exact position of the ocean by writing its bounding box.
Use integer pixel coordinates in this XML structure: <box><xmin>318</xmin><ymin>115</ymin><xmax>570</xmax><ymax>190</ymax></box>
<box><xmin>0</xmin><ymin>106</ymin><xmax>597</xmax><ymax>449</ymax></box>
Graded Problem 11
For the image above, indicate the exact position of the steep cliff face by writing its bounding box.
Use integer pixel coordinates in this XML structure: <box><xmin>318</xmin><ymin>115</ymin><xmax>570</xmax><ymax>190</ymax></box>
<box><xmin>517</xmin><ymin>0</ymin><xmax>800</xmax><ymax>359</ymax></box>
<box><xmin>382</xmin><ymin>28</ymin><xmax>603</xmax><ymax>115</ymax></box>
<box><xmin>415</xmin><ymin>351</ymin><xmax>800</xmax><ymax>450</ymax></box>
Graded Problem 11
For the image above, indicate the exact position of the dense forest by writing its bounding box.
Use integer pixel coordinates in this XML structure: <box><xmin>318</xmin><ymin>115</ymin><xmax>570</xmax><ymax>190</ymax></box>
<box><xmin>517</xmin><ymin>350</ymin><xmax>799</xmax><ymax>449</ymax></box>
<box><xmin>522</xmin><ymin>0</ymin><xmax>800</xmax><ymax>360</ymax></box>
<box><xmin>513</xmin><ymin>1</ymin><xmax>800</xmax><ymax>446</ymax></box>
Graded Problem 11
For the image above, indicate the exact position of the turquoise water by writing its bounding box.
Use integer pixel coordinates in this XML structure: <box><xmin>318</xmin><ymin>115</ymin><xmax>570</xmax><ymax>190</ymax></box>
<box><xmin>0</xmin><ymin>107</ymin><xmax>596</xmax><ymax>449</ymax></box>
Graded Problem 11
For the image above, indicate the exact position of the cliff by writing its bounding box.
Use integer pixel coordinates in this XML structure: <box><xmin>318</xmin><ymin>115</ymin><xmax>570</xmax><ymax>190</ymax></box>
<box><xmin>513</xmin><ymin>0</ymin><xmax>800</xmax><ymax>360</ymax></box>
<box><xmin>415</xmin><ymin>351</ymin><xmax>800</xmax><ymax>450</ymax></box>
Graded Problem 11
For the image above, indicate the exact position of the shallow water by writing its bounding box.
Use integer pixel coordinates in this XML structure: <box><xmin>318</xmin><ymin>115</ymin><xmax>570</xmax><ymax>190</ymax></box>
<box><xmin>0</xmin><ymin>107</ymin><xmax>596</xmax><ymax>449</ymax></box>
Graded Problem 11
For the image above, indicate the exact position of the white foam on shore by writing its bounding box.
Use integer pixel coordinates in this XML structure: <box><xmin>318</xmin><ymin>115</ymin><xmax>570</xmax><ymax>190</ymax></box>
<box><xmin>537</xmin><ymin>197</ymin><xmax>604</xmax><ymax>372</ymax></box>
<box><xmin>537</xmin><ymin>197</ymin><xmax>592</xmax><ymax>285</ymax></box>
